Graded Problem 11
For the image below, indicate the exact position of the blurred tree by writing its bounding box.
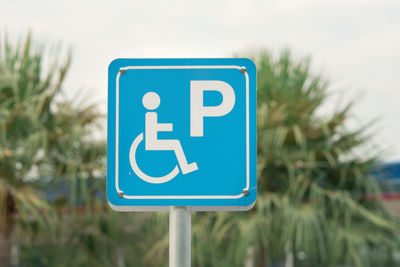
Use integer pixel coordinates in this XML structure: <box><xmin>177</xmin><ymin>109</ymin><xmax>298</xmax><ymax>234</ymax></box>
<box><xmin>0</xmin><ymin>33</ymin><xmax>105</xmax><ymax>266</ymax></box>
<box><xmin>209</xmin><ymin>50</ymin><xmax>400</xmax><ymax>266</ymax></box>
<box><xmin>16</xmin><ymin>208</ymin><xmax>167</xmax><ymax>267</ymax></box>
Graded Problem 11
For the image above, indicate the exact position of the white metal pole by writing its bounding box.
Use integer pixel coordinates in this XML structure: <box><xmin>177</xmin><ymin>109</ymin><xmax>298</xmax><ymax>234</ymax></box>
<box><xmin>169</xmin><ymin>206</ymin><xmax>191</xmax><ymax>267</ymax></box>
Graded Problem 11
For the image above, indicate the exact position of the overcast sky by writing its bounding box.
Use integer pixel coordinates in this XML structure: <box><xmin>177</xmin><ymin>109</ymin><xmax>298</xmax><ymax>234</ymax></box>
<box><xmin>1</xmin><ymin>0</ymin><xmax>399</xmax><ymax>161</ymax></box>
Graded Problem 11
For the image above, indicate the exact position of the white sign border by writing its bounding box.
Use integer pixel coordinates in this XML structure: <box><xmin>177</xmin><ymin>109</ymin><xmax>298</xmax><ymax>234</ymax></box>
<box><xmin>114</xmin><ymin>65</ymin><xmax>250</xmax><ymax>203</ymax></box>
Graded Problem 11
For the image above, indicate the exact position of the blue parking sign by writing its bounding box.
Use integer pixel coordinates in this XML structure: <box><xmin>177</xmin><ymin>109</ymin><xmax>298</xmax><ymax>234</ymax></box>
<box><xmin>107</xmin><ymin>58</ymin><xmax>256</xmax><ymax>211</ymax></box>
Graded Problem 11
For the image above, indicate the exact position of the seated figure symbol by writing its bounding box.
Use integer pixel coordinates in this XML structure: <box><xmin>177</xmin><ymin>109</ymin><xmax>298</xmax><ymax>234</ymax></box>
<box><xmin>129</xmin><ymin>92</ymin><xmax>198</xmax><ymax>184</ymax></box>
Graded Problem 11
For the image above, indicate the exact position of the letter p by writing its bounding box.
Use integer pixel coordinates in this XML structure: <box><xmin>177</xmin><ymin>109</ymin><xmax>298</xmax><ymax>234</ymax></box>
<box><xmin>190</xmin><ymin>80</ymin><xmax>235</xmax><ymax>137</ymax></box>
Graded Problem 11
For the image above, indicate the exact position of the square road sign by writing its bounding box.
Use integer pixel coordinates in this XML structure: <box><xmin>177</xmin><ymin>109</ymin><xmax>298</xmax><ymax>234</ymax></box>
<box><xmin>107</xmin><ymin>58</ymin><xmax>256</xmax><ymax>211</ymax></box>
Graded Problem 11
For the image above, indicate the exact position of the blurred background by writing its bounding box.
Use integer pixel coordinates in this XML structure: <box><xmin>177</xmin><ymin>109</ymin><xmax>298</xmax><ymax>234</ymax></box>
<box><xmin>0</xmin><ymin>0</ymin><xmax>400</xmax><ymax>266</ymax></box>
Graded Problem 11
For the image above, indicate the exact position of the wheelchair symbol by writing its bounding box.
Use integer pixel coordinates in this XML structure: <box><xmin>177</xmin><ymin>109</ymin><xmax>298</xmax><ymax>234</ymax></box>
<box><xmin>129</xmin><ymin>81</ymin><xmax>236</xmax><ymax>184</ymax></box>
<box><xmin>129</xmin><ymin>92</ymin><xmax>198</xmax><ymax>184</ymax></box>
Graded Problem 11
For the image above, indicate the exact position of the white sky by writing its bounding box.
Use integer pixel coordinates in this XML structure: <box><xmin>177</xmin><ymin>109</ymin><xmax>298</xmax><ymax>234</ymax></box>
<box><xmin>1</xmin><ymin>0</ymin><xmax>399</xmax><ymax>161</ymax></box>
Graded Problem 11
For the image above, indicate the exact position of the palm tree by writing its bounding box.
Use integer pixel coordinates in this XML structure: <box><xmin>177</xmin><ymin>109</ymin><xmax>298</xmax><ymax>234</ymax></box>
<box><xmin>0</xmin><ymin>33</ymin><xmax>105</xmax><ymax>267</ymax></box>
<box><xmin>211</xmin><ymin>50</ymin><xmax>399</xmax><ymax>266</ymax></box>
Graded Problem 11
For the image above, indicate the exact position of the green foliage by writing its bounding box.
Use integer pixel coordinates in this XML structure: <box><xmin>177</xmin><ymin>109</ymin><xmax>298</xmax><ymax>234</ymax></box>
<box><xmin>0</xmin><ymin>33</ymin><xmax>106</xmax><ymax>265</ymax></box>
<box><xmin>209</xmin><ymin>50</ymin><xmax>400</xmax><ymax>266</ymax></box>
<box><xmin>0</xmin><ymin>33</ymin><xmax>65</xmax><ymax>230</ymax></box>
<box><xmin>0</xmin><ymin>32</ymin><xmax>104</xmax><ymax>216</ymax></box>
<box><xmin>17</xmin><ymin>209</ymin><xmax>168</xmax><ymax>266</ymax></box>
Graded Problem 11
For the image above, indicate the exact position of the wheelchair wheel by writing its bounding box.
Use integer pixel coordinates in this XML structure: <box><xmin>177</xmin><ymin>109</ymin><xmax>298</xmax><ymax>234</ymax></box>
<box><xmin>129</xmin><ymin>133</ymin><xmax>179</xmax><ymax>184</ymax></box>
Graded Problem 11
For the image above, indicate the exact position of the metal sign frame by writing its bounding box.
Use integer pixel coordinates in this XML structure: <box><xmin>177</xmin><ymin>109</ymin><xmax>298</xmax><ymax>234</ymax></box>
<box><xmin>107</xmin><ymin>58</ymin><xmax>257</xmax><ymax>211</ymax></box>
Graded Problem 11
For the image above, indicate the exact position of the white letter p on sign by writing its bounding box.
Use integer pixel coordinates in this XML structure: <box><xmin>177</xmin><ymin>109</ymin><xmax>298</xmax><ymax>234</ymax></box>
<box><xmin>190</xmin><ymin>80</ymin><xmax>235</xmax><ymax>137</ymax></box>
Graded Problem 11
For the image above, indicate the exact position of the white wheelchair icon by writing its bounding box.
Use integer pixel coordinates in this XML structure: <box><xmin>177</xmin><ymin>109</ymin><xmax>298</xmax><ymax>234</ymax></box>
<box><xmin>129</xmin><ymin>92</ymin><xmax>198</xmax><ymax>184</ymax></box>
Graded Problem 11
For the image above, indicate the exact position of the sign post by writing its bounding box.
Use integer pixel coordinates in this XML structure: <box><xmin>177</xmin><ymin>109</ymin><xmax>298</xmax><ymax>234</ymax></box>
<box><xmin>107</xmin><ymin>58</ymin><xmax>257</xmax><ymax>265</ymax></box>
<box><xmin>169</xmin><ymin>206</ymin><xmax>191</xmax><ymax>267</ymax></box>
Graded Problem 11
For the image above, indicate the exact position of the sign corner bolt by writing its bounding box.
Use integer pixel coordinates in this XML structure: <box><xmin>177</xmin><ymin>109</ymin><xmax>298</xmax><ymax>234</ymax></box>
<box><xmin>119</xmin><ymin>67</ymin><xmax>127</xmax><ymax>74</ymax></box>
